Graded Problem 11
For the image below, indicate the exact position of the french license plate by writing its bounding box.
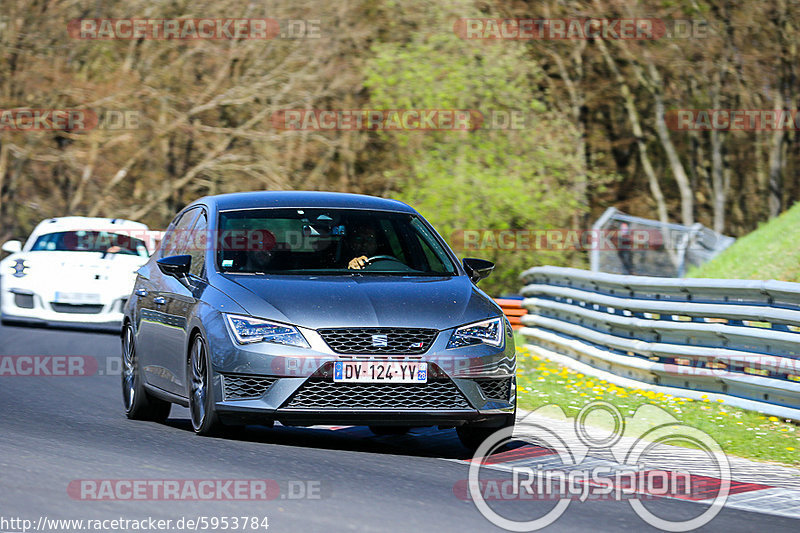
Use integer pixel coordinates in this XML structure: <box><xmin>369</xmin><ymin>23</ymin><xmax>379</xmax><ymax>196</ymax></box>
<box><xmin>333</xmin><ymin>361</ymin><xmax>427</xmax><ymax>383</ymax></box>
<box><xmin>54</xmin><ymin>292</ymin><xmax>101</xmax><ymax>304</ymax></box>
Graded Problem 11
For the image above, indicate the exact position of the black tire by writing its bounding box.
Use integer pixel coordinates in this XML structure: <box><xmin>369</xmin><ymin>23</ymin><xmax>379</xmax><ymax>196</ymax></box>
<box><xmin>456</xmin><ymin>412</ymin><xmax>515</xmax><ymax>450</ymax></box>
<box><xmin>187</xmin><ymin>333</ymin><xmax>224</xmax><ymax>436</ymax></box>
<box><xmin>369</xmin><ymin>425</ymin><xmax>410</xmax><ymax>436</ymax></box>
<box><xmin>121</xmin><ymin>323</ymin><xmax>171</xmax><ymax>422</ymax></box>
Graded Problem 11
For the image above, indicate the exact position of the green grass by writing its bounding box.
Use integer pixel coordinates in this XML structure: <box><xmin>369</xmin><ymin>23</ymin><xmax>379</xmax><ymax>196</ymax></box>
<box><xmin>514</xmin><ymin>343</ymin><xmax>800</xmax><ymax>467</ymax></box>
<box><xmin>688</xmin><ymin>202</ymin><xmax>800</xmax><ymax>281</ymax></box>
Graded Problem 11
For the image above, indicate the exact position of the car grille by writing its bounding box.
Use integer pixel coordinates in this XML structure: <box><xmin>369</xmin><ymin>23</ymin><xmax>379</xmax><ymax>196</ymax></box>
<box><xmin>282</xmin><ymin>378</ymin><xmax>472</xmax><ymax>410</ymax></box>
<box><xmin>221</xmin><ymin>374</ymin><xmax>278</xmax><ymax>400</ymax></box>
<box><xmin>14</xmin><ymin>293</ymin><xmax>35</xmax><ymax>309</ymax></box>
<box><xmin>50</xmin><ymin>303</ymin><xmax>104</xmax><ymax>314</ymax></box>
<box><xmin>318</xmin><ymin>328</ymin><xmax>438</xmax><ymax>355</ymax></box>
<box><xmin>473</xmin><ymin>377</ymin><xmax>513</xmax><ymax>400</ymax></box>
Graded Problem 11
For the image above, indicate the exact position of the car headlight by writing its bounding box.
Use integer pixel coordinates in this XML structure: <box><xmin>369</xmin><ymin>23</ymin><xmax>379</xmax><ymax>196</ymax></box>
<box><xmin>224</xmin><ymin>314</ymin><xmax>309</xmax><ymax>348</ymax></box>
<box><xmin>447</xmin><ymin>317</ymin><xmax>504</xmax><ymax>349</ymax></box>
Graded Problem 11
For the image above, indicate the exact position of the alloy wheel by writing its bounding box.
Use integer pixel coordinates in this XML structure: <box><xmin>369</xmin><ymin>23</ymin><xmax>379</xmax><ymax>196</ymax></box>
<box><xmin>189</xmin><ymin>336</ymin><xmax>208</xmax><ymax>431</ymax></box>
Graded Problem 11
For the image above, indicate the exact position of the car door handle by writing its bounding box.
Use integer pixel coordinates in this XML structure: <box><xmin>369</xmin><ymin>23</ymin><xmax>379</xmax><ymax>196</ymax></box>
<box><xmin>135</xmin><ymin>288</ymin><xmax>148</xmax><ymax>297</ymax></box>
<box><xmin>153</xmin><ymin>296</ymin><xmax>167</xmax><ymax>305</ymax></box>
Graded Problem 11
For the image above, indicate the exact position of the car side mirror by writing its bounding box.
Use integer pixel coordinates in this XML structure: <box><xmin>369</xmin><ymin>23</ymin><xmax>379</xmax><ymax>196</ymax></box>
<box><xmin>157</xmin><ymin>255</ymin><xmax>191</xmax><ymax>278</ymax></box>
<box><xmin>1</xmin><ymin>240</ymin><xmax>22</xmax><ymax>254</ymax></box>
<box><xmin>462</xmin><ymin>257</ymin><xmax>494</xmax><ymax>283</ymax></box>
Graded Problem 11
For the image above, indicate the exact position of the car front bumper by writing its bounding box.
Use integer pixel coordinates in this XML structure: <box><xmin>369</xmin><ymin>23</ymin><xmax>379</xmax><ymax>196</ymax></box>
<box><xmin>203</xmin><ymin>318</ymin><xmax>517</xmax><ymax>427</ymax></box>
<box><xmin>1</xmin><ymin>282</ymin><xmax>127</xmax><ymax>330</ymax></box>
<box><xmin>212</xmin><ymin>372</ymin><xmax>516</xmax><ymax>427</ymax></box>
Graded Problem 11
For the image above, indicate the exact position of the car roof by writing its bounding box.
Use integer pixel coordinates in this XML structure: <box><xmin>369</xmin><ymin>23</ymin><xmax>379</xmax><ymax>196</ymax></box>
<box><xmin>30</xmin><ymin>216</ymin><xmax>149</xmax><ymax>234</ymax></box>
<box><xmin>195</xmin><ymin>191</ymin><xmax>417</xmax><ymax>214</ymax></box>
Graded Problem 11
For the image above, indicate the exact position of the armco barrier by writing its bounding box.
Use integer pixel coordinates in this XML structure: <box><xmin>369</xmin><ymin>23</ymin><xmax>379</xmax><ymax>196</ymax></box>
<box><xmin>518</xmin><ymin>266</ymin><xmax>800</xmax><ymax>419</ymax></box>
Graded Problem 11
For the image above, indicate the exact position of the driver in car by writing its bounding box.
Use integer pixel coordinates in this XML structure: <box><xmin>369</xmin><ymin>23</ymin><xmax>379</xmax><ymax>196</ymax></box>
<box><xmin>346</xmin><ymin>224</ymin><xmax>380</xmax><ymax>269</ymax></box>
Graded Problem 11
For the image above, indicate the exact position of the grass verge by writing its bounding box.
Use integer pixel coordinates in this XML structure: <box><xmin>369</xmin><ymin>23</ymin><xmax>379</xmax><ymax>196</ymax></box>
<box><xmin>514</xmin><ymin>343</ymin><xmax>800</xmax><ymax>467</ymax></box>
<box><xmin>687</xmin><ymin>201</ymin><xmax>800</xmax><ymax>281</ymax></box>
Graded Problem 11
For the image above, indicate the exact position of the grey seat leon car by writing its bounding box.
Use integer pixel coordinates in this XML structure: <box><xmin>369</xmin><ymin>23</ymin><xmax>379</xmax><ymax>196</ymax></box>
<box><xmin>122</xmin><ymin>191</ymin><xmax>515</xmax><ymax>448</ymax></box>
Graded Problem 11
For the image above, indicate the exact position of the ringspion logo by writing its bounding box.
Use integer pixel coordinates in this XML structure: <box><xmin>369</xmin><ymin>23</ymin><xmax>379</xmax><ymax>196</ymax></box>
<box><xmin>464</xmin><ymin>402</ymin><xmax>730</xmax><ymax>531</ymax></box>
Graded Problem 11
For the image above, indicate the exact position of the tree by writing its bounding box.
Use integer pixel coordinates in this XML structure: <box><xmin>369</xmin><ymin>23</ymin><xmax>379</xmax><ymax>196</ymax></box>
<box><xmin>365</xmin><ymin>23</ymin><xmax>591</xmax><ymax>294</ymax></box>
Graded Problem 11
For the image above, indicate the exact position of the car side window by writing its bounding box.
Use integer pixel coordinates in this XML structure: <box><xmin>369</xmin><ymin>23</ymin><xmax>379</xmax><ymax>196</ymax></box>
<box><xmin>408</xmin><ymin>218</ymin><xmax>451</xmax><ymax>273</ymax></box>
<box><xmin>188</xmin><ymin>212</ymin><xmax>207</xmax><ymax>278</ymax></box>
<box><xmin>160</xmin><ymin>208</ymin><xmax>200</xmax><ymax>258</ymax></box>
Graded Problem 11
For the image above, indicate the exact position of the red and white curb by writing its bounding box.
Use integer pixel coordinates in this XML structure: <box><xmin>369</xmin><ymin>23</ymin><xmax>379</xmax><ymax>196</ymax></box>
<box><xmin>320</xmin><ymin>424</ymin><xmax>800</xmax><ymax>519</ymax></box>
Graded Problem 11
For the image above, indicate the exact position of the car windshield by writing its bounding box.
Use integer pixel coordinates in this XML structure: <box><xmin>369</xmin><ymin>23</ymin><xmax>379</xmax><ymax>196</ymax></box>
<box><xmin>217</xmin><ymin>208</ymin><xmax>457</xmax><ymax>276</ymax></box>
<box><xmin>30</xmin><ymin>230</ymin><xmax>149</xmax><ymax>257</ymax></box>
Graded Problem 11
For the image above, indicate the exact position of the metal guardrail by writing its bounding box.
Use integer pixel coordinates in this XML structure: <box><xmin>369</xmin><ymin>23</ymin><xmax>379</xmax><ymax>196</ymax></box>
<box><xmin>518</xmin><ymin>266</ymin><xmax>800</xmax><ymax>419</ymax></box>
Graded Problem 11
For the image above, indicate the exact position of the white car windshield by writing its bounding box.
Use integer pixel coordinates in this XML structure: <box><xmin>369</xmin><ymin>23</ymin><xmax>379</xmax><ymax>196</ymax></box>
<box><xmin>30</xmin><ymin>230</ymin><xmax>149</xmax><ymax>257</ymax></box>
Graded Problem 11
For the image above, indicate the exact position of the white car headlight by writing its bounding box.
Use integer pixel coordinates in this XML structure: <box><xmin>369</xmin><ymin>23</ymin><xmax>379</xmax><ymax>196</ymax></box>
<box><xmin>447</xmin><ymin>317</ymin><xmax>504</xmax><ymax>349</ymax></box>
<box><xmin>225</xmin><ymin>314</ymin><xmax>309</xmax><ymax>348</ymax></box>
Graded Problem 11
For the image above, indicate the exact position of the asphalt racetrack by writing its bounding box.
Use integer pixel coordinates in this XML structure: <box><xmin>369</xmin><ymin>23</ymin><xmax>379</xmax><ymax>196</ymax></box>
<box><xmin>1</xmin><ymin>321</ymin><xmax>797</xmax><ymax>532</ymax></box>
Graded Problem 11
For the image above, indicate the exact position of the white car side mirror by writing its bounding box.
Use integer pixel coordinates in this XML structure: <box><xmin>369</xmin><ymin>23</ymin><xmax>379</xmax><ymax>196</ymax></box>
<box><xmin>1</xmin><ymin>240</ymin><xmax>22</xmax><ymax>254</ymax></box>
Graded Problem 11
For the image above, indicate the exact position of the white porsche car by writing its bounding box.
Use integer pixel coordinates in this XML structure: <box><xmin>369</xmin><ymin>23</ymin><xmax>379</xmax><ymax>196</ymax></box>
<box><xmin>0</xmin><ymin>217</ymin><xmax>155</xmax><ymax>330</ymax></box>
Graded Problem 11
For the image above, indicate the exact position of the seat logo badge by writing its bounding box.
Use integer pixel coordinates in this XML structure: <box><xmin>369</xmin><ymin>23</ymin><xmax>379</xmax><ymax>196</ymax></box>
<box><xmin>372</xmin><ymin>334</ymin><xmax>388</xmax><ymax>347</ymax></box>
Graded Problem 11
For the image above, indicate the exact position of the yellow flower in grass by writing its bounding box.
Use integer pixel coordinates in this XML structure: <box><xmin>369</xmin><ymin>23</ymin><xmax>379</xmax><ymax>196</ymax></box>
<box><xmin>786</xmin><ymin>447</ymin><xmax>795</xmax><ymax>451</ymax></box>
<box><xmin>769</xmin><ymin>416</ymin><xmax>780</xmax><ymax>423</ymax></box>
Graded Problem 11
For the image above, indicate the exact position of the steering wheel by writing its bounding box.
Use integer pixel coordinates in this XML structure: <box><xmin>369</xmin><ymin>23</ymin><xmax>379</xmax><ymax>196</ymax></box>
<box><xmin>364</xmin><ymin>255</ymin><xmax>400</xmax><ymax>264</ymax></box>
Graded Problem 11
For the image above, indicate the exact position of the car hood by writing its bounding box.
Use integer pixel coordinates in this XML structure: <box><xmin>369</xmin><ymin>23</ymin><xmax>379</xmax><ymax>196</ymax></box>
<box><xmin>218</xmin><ymin>274</ymin><xmax>501</xmax><ymax>330</ymax></box>
<box><xmin>1</xmin><ymin>251</ymin><xmax>147</xmax><ymax>281</ymax></box>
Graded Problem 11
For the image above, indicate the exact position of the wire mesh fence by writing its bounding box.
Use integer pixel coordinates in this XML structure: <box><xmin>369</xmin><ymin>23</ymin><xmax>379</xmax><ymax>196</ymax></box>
<box><xmin>589</xmin><ymin>207</ymin><xmax>735</xmax><ymax>277</ymax></box>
